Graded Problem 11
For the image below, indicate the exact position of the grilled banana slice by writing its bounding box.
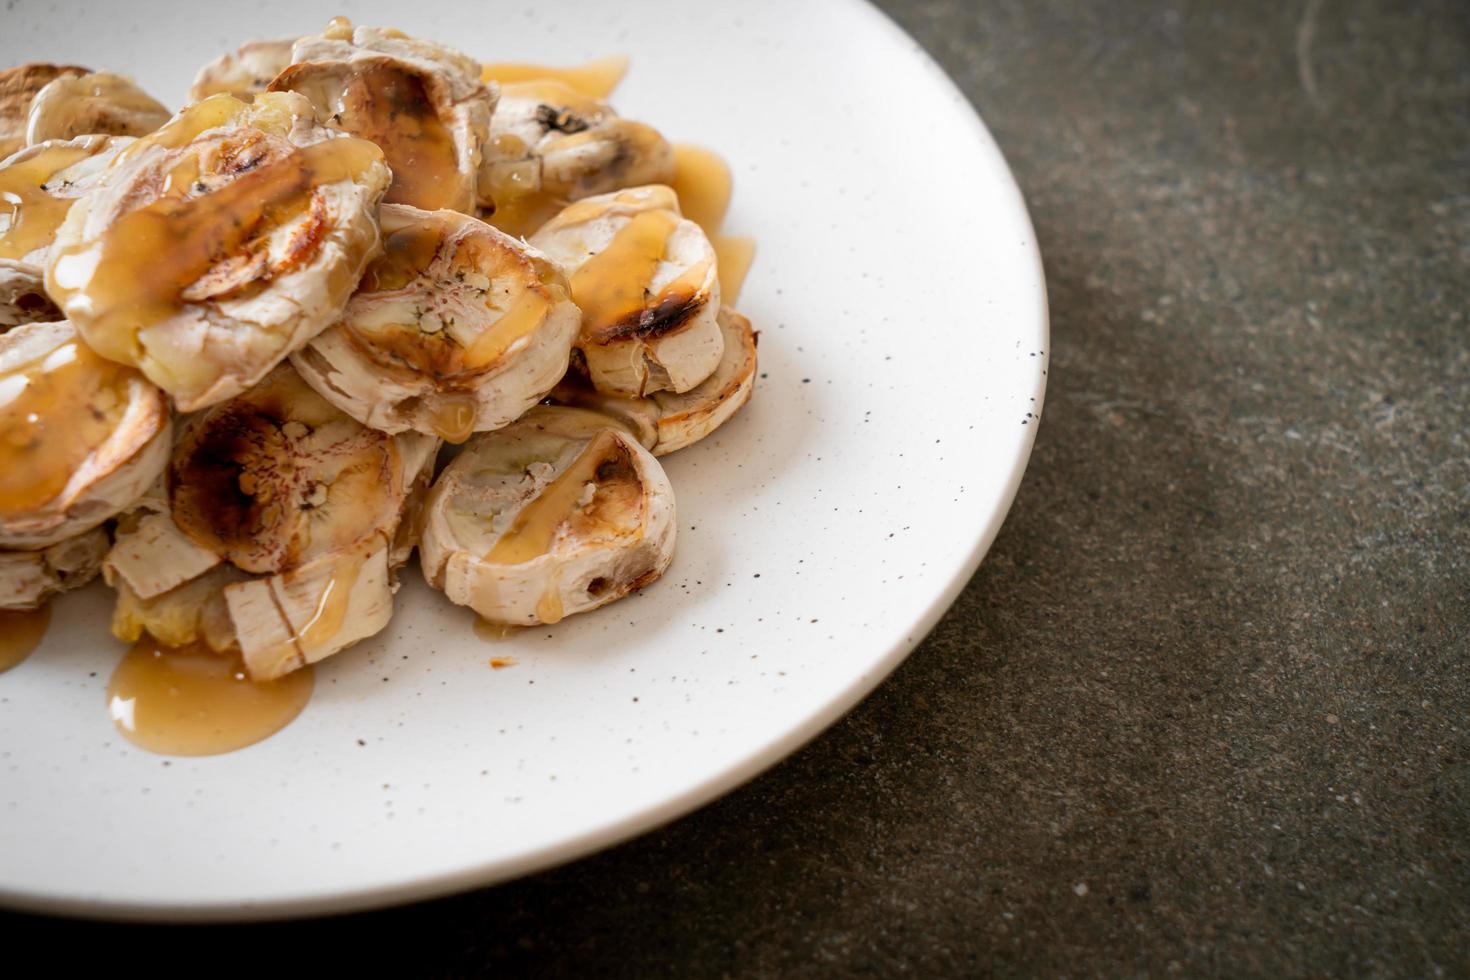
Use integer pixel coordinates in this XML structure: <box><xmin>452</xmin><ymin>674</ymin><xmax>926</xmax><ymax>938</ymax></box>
<box><xmin>530</xmin><ymin>185</ymin><xmax>724</xmax><ymax>397</ymax></box>
<box><xmin>104</xmin><ymin>365</ymin><xmax>437</xmax><ymax>680</ymax></box>
<box><xmin>479</xmin><ymin>79</ymin><xmax>673</xmax><ymax>237</ymax></box>
<box><xmin>25</xmin><ymin>71</ymin><xmax>169</xmax><ymax>144</ymax></box>
<box><xmin>552</xmin><ymin>305</ymin><xmax>756</xmax><ymax>456</ymax></box>
<box><xmin>270</xmin><ymin>18</ymin><xmax>493</xmax><ymax>214</ymax></box>
<box><xmin>0</xmin><ymin>134</ymin><xmax>132</xmax><ymax>330</ymax></box>
<box><xmin>0</xmin><ymin>63</ymin><xmax>89</xmax><ymax>159</ymax></box>
<box><xmin>45</xmin><ymin>93</ymin><xmax>391</xmax><ymax>411</ymax></box>
<box><xmin>292</xmin><ymin>203</ymin><xmax>579</xmax><ymax>442</ymax></box>
<box><xmin>420</xmin><ymin>405</ymin><xmax>676</xmax><ymax>626</ymax></box>
<box><xmin>0</xmin><ymin>320</ymin><xmax>170</xmax><ymax>550</ymax></box>
<box><xmin>189</xmin><ymin>39</ymin><xmax>296</xmax><ymax>102</ymax></box>
<box><xmin>0</xmin><ymin>526</ymin><xmax>109</xmax><ymax>610</ymax></box>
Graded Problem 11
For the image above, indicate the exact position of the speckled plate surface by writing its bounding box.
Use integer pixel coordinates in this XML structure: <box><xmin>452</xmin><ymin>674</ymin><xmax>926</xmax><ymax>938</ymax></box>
<box><xmin>0</xmin><ymin>0</ymin><xmax>1047</xmax><ymax>920</ymax></box>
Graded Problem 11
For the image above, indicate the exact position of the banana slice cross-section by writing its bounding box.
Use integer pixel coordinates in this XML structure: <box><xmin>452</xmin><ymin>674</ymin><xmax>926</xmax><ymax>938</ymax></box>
<box><xmin>270</xmin><ymin>18</ymin><xmax>493</xmax><ymax>214</ymax></box>
<box><xmin>0</xmin><ymin>525</ymin><xmax>109</xmax><ymax>611</ymax></box>
<box><xmin>189</xmin><ymin>38</ymin><xmax>297</xmax><ymax>103</ymax></box>
<box><xmin>530</xmin><ymin>184</ymin><xmax>724</xmax><ymax>397</ymax></box>
<box><xmin>0</xmin><ymin>63</ymin><xmax>89</xmax><ymax>160</ymax></box>
<box><xmin>553</xmin><ymin>305</ymin><xmax>757</xmax><ymax>456</ymax></box>
<box><xmin>0</xmin><ymin>320</ymin><xmax>170</xmax><ymax>550</ymax></box>
<box><xmin>480</xmin><ymin>79</ymin><xmax>673</xmax><ymax>237</ymax></box>
<box><xmin>104</xmin><ymin>365</ymin><xmax>438</xmax><ymax>680</ymax></box>
<box><xmin>25</xmin><ymin>71</ymin><xmax>170</xmax><ymax>145</ymax></box>
<box><xmin>0</xmin><ymin>134</ymin><xmax>131</xmax><ymax>328</ymax></box>
<box><xmin>44</xmin><ymin>92</ymin><xmax>391</xmax><ymax>411</ymax></box>
<box><xmin>420</xmin><ymin>406</ymin><xmax>676</xmax><ymax>626</ymax></box>
<box><xmin>293</xmin><ymin>203</ymin><xmax>580</xmax><ymax>442</ymax></box>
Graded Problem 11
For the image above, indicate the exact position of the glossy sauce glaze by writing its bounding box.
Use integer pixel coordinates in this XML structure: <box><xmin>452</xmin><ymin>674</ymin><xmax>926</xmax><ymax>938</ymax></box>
<box><xmin>668</xmin><ymin>143</ymin><xmax>756</xmax><ymax>303</ymax></box>
<box><xmin>485</xmin><ymin>429</ymin><xmax>623</xmax><ymax>565</ymax></box>
<box><xmin>0</xmin><ymin>605</ymin><xmax>50</xmax><ymax>673</ymax></box>
<box><xmin>480</xmin><ymin>56</ymin><xmax>628</xmax><ymax>100</ymax></box>
<box><xmin>47</xmin><ymin>133</ymin><xmax>384</xmax><ymax>363</ymax></box>
<box><xmin>0</xmin><ymin>143</ymin><xmax>96</xmax><ymax>260</ymax></box>
<box><xmin>569</xmin><ymin>209</ymin><xmax>681</xmax><ymax>331</ymax></box>
<box><xmin>107</xmin><ymin>636</ymin><xmax>314</xmax><ymax>756</ymax></box>
<box><xmin>0</xmin><ymin>336</ymin><xmax>137</xmax><ymax>518</ymax></box>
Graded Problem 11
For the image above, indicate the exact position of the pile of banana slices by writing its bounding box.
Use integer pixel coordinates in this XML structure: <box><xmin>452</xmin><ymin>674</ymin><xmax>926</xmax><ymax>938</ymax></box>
<box><xmin>0</xmin><ymin>18</ymin><xmax>758</xmax><ymax>682</ymax></box>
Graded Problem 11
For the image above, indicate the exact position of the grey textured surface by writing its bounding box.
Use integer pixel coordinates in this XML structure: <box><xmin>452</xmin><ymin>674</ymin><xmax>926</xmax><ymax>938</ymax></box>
<box><xmin>9</xmin><ymin>0</ymin><xmax>1470</xmax><ymax>974</ymax></box>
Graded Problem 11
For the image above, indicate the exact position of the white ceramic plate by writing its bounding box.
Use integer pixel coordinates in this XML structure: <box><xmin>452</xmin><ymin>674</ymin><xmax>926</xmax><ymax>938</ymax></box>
<box><xmin>0</xmin><ymin>0</ymin><xmax>1047</xmax><ymax>920</ymax></box>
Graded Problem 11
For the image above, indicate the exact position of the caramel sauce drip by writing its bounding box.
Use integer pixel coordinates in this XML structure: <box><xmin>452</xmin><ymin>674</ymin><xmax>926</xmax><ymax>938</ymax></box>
<box><xmin>668</xmin><ymin>144</ymin><xmax>731</xmax><ymax>238</ymax></box>
<box><xmin>0</xmin><ymin>337</ymin><xmax>136</xmax><ymax>518</ymax></box>
<box><xmin>0</xmin><ymin>144</ymin><xmax>96</xmax><ymax>260</ymax></box>
<box><xmin>479</xmin><ymin>56</ymin><xmax>628</xmax><ymax>100</ymax></box>
<box><xmin>485</xmin><ymin>429</ymin><xmax>623</xmax><ymax>565</ymax></box>
<box><xmin>48</xmin><ymin>135</ymin><xmax>384</xmax><ymax>363</ymax></box>
<box><xmin>570</xmin><ymin>209</ymin><xmax>679</xmax><ymax>332</ymax></box>
<box><xmin>107</xmin><ymin>636</ymin><xmax>314</xmax><ymax>756</ymax></box>
<box><xmin>535</xmin><ymin>584</ymin><xmax>564</xmax><ymax>625</ymax></box>
<box><xmin>347</xmin><ymin>220</ymin><xmax>555</xmax><ymax>386</ymax></box>
<box><xmin>428</xmin><ymin>393</ymin><xmax>477</xmax><ymax>444</ymax></box>
<box><xmin>0</xmin><ymin>605</ymin><xmax>50</xmax><ymax>673</ymax></box>
<box><xmin>713</xmin><ymin>236</ymin><xmax>756</xmax><ymax>304</ymax></box>
<box><xmin>329</xmin><ymin>65</ymin><xmax>462</xmax><ymax>211</ymax></box>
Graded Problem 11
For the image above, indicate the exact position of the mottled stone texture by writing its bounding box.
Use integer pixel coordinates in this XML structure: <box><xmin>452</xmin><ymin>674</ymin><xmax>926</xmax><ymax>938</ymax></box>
<box><xmin>10</xmin><ymin>0</ymin><xmax>1469</xmax><ymax>974</ymax></box>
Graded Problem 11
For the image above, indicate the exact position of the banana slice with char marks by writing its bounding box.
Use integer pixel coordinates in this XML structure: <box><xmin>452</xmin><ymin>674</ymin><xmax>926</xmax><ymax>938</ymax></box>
<box><xmin>0</xmin><ymin>525</ymin><xmax>109</xmax><ymax>611</ymax></box>
<box><xmin>420</xmin><ymin>405</ymin><xmax>676</xmax><ymax>626</ymax></box>
<box><xmin>270</xmin><ymin>17</ymin><xmax>493</xmax><ymax>214</ymax></box>
<box><xmin>189</xmin><ymin>38</ymin><xmax>297</xmax><ymax>102</ymax></box>
<box><xmin>45</xmin><ymin>92</ymin><xmax>391</xmax><ymax>411</ymax></box>
<box><xmin>552</xmin><ymin>305</ymin><xmax>756</xmax><ymax>456</ymax></box>
<box><xmin>25</xmin><ymin>71</ymin><xmax>169</xmax><ymax>145</ymax></box>
<box><xmin>0</xmin><ymin>134</ymin><xmax>131</xmax><ymax>329</ymax></box>
<box><xmin>293</xmin><ymin>203</ymin><xmax>580</xmax><ymax>442</ymax></box>
<box><xmin>0</xmin><ymin>320</ymin><xmax>170</xmax><ymax>550</ymax></box>
<box><xmin>480</xmin><ymin>79</ymin><xmax>673</xmax><ymax>237</ymax></box>
<box><xmin>104</xmin><ymin>365</ymin><xmax>437</xmax><ymax>680</ymax></box>
<box><xmin>0</xmin><ymin>63</ymin><xmax>89</xmax><ymax>160</ymax></box>
<box><xmin>531</xmin><ymin>184</ymin><xmax>724</xmax><ymax>397</ymax></box>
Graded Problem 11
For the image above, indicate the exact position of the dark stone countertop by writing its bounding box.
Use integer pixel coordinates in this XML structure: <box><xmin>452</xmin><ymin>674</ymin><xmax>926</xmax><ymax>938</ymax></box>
<box><xmin>9</xmin><ymin>1</ymin><xmax>1468</xmax><ymax>974</ymax></box>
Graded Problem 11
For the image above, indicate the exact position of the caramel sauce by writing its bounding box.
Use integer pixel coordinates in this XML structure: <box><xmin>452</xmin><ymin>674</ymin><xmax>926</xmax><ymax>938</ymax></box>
<box><xmin>488</xmin><ymin>655</ymin><xmax>518</xmax><ymax>668</ymax></box>
<box><xmin>462</xmin><ymin>286</ymin><xmax>553</xmax><ymax>369</ymax></box>
<box><xmin>714</xmin><ymin>235</ymin><xmax>756</xmax><ymax>304</ymax></box>
<box><xmin>570</xmin><ymin>209</ymin><xmax>679</xmax><ymax>331</ymax></box>
<box><xmin>535</xmin><ymin>585</ymin><xmax>565</xmax><ymax>625</ymax></box>
<box><xmin>107</xmin><ymin>636</ymin><xmax>314</xmax><ymax>756</ymax></box>
<box><xmin>480</xmin><ymin>56</ymin><xmax>628</xmax><ymax>100</ymax></box>
<box><xmin>668</xmin><ymin>144</ymin><xmax>731</xmax><ymax>238</ymax></box>
<box><xmin>0</xmin><ymin>336</ymin><xmax>136</xmax><ymax>518</ymax></box>
<box><xmin>428</xmin><ymin>393</ymin><xmax>477</xmax><ymax>444</ymax></box>
<box><xmin>324</xmin><ymin>64</ymin><xmax>462</xmax><ymax>211</ymax></box>
<box><xmin>0</xmin><ymin>605</ymin><xmax>50</xmax><ymax>673</ymax></box>
<box><xmin>485</xmin><ymin>429</ymin><xmax>621</xmax><ymax>565</ymax></box>
<box><xmin>0</xmin><ymin>144</ymin><xmax>95</xmax><ymax>260</ymax></box>
<box><xmin>485</xmin><ymin>191</ymin><xmax>567</xmax><ymax>240</ymax></box>
<box><xmin>474</xmin><ymin>617</ymin><xmax>522</xmax><ymax>641</ymax></box>
<box><xmin>48</xmin><ymin>134</ymin><xmax>384</xmax><ymax>364</ymax></box>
